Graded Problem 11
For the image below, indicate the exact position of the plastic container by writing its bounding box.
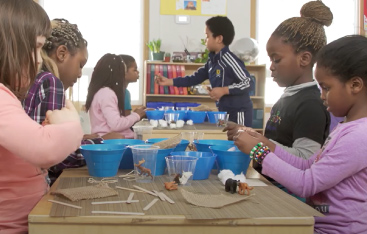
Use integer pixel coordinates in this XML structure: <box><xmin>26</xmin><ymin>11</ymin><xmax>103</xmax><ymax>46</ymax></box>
<box><xmin>146</xmin><ymin>138</ymin><xmax>190</xmax><ymax>152</ymax></box>
<box><xmin>209</xmin><ymin>145</ymin><xmax>251</xmax><ymax>175</ymax></box>
<box><xmin>164</xmin><ymin>113</ymin><xmax>179</xmax><ymax>126</ymax></box>
<box><xmin>145</xmin><ymin>110</ymin><xmax>165</xmax><ymax>120</ymax></box>
<box><xmin>175</xmin><ymin>110</ymin><xmax>187</xmax><ymax>121</ymax></box>
<box><xmin>207</xmin><ymin>111</ymin><xmax>227</xmax><ymax>124</ymax></box>
<box><xmin>132</xmin><ymin>125</ymin><xmax>154</xmax><ymax>140</ymax></box>
<box><xmin>103</xmin><ymin>139</ymin><xmax>145</xmax><ymax>169</ymax></box>
<box><xmin>214</xmin><ymin>113</ymin><xmax>229</xmax><ymax>127</ymax></box>
<box><xmin>80</xmin><ymin>144</ymin><xmax>126</xmax><ymax>177</ymax></box>
<box><xmin>194</xmin><ymin>139</ymin><xmax>234</xmax><ymax>152</ymax></box>
<box><xmin>170</xmin><ymin>151</ymin><xmax>216</xmax><ymax>180</ymax></box>
<box><xmin>165</xmin><ymin>156</ymin><xmax>198</xmax><ymax>186</ymax></box>
<box><xmin>187</xmin><ymin>111</ymin><xmax>207</xmax><ymax>123</ymax></box>
<box><xmin>131</xmin><ymin>145</ymin><xmax>159</xmax><ymax>183</ymax></box>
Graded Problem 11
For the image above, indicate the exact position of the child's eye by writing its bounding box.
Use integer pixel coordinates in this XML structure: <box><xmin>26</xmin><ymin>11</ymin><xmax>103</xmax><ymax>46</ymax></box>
<box><xmin>321</xmin><ymin>86</ymin><xmax>329</xmax><ymax>91</ymax></box>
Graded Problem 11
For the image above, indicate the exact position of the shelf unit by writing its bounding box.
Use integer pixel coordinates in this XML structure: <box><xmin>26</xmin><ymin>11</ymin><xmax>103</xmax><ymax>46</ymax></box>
<box><xmin>143</xmin><ymin>61</ymin><xmax>266</xmax><ymax>131</ymax></box>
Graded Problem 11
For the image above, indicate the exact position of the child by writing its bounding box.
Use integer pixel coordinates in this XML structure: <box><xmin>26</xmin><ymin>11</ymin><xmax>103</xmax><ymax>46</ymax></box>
<box><xmin>23</xmin><ymin>19</ymin><xmax>123</xmax><ymax>185</ymax></box>
<box><xmin>0</xmin><ymin>0</ymin><xmax>83</xmax><ymax>232</ymax></box>
<box><xmin>119</xmin><ymin>54</ymin><xmax>140</xmax><ymax>116</ymax></box>
<box><xmin>234</xmin><ymin>35</ymin><xmax>367</xmax><ymax>234</ymax></box>
<box><xmin>227</xmin><ymin>0</ymin><xmax>331</xmax><ymax>160</ymax></box>
<box><xmin>86</xmin><ymin>53</ymin><xmax>146</xmax><ymax>138</ymax></box>
<box><xmin>155</xmin><ymin>16</ymin><xmax>253</xmax><ymax>126</ymax></box>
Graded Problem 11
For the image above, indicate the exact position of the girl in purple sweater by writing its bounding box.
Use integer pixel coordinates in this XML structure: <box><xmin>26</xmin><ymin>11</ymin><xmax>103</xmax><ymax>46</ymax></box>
<box><xmin>234</xmin><ymin>35</ymin><xmax>367</xmax><ymax>234</ymax></box>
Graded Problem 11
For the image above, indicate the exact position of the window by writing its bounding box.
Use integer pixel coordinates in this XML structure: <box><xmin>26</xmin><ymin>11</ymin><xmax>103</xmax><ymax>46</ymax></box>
<box><xmin>256</xmin><ymin>0</ymin><xmax>359</xmax><ymax>105</ymax></box>
<box><xmin>40</xmin><ymin>0</ymin><xmax>144</xmax><ymax>105</ymax></box>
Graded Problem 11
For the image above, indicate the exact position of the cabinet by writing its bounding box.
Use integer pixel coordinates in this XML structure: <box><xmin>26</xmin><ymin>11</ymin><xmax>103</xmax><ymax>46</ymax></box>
<box><xmin>142</xmin><ymin>61</ymin><xmax>266</xmax><ymax>131</ymax></box>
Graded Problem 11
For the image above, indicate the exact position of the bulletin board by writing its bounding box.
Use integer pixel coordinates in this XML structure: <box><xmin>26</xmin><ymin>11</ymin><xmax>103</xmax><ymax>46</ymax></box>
<box><xmin>160</xmin><ymin>0</ymin><xmax>227</xmax><ymax>16</ymax></box>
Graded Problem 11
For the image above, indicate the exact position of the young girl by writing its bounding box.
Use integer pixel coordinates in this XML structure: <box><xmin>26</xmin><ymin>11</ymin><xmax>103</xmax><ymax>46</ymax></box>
<box><xmin>86</xmin><ymin>53</ymin><xmax>146</xmax><ymax>139</ymax></box>
<box><xmin>119</xmin><ymin>54</ymin><xmax>140</xmax><ymax>116</ymax></box>
<box><xmin>227</xmin><ymin>1</ymin><xmax>331</xmax><ymax>179</ymax></box>
<box><xmin>234</xmin><ymin>35</ymin><xmax>367</xmax><ymax>234</ymax></box>
<box><xmin>0</xmin><ymin>0</ymin><xmax>83</xmax><ymax>232</ymax></box>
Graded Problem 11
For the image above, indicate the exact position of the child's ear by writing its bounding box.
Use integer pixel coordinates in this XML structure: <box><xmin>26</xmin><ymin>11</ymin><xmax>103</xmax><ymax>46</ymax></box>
<box><xmin>299</xmin><ymin>51</ymin><xmax>312</xmax><ymax>67</ymax></box>
<box><xmin>55</xmin><ymin>45</ymin><xmax>69</xmax><ymax>63</ymax></box>
<box><xmin>349</xmin><ymin>76</ymin><xmax>364</xmax><ymax>94</ymax></box>
<box><xmin>215</xmin><ymin>35</ymin><xmax>224</xmax><ymax>44</ymax></box>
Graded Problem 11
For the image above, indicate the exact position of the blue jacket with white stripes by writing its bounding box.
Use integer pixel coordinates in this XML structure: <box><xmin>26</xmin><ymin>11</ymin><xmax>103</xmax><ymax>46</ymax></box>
<box><xmin>173</xmin><ymin>46</ymin><xmax>252</xmax><ymax>113</ymax></box>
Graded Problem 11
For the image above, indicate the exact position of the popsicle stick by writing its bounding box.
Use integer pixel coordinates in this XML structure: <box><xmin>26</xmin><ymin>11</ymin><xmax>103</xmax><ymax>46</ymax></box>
<box><xmin>115</xmin><ymin>186</ymin><xmax>147</xmax><ymax>194</ymax></box>
<box><xmin>143</xmin><ymin>198</ymin><xmax>159</xmax><ymax>211</ymax></box>
<box><xmin>160</xmin><ymin>193</ymin><xmax>175</xmax><ymax>204</ymax></box>
<box><xmin>127</xmin><ymin>193</ymin><xmax>134</xmax><ymax>204</ymax></box>
<box><xmin>48</xmin><ymin>200</ymin><xmax>82</xmax><ymax>209</ymax></box>
<box><xmin>133</xmin><ymin>185</ymin><xmax>158</xmax><ymax>197</ymax></box>
<box><xmin>91</xmin><ymin>200</ymin><xmax>139</xmax><ymax>205</ymax></box>
<box><xmin>92</xmin><ymin>211</ymin><xmax>144</xmax><ymax>215</ymax></box>
<box><xmin>153</xmin><ymin>190</ymin><xmax>165</xmax><ymax>201</ymax></box>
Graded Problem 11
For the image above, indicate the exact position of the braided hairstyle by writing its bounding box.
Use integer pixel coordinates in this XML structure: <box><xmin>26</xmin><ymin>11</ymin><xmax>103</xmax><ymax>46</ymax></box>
<box><xmin>42</xmin><ymin>19</ymin><xmax>87</xmax><ymax>76</ymax></box>
<box><xmin>85</xmin><ymin>54</ymin><xmax>127</xmax><ymax>116</ymax></box>
<box><xmin>272</xmin><ymin>0</ymin><xmax>333</xmax><ymax>64</ymax></box>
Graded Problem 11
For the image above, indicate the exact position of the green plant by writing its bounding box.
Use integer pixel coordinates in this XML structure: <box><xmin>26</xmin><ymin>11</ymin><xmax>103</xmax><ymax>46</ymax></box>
<box><xmin>195</xmin><ymin>39</ymin><xmax>209</xmax><ymax>63</ymax></box>
<box><xmin>146</xmin><ymin>39</ymin><xmax>162</xmax><ymax>53</ymax></box>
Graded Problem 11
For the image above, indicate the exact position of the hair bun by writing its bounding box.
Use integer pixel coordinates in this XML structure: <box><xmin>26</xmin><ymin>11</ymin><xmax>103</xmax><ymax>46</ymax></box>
<box><xmin>300</xmin><ymin>0</ymin><xmax>333</xmax><ymax>27</ymax></box>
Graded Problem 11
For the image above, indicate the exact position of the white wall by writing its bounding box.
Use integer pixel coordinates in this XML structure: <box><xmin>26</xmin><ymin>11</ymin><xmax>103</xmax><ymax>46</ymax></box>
<box><xmin>149</xmin><ymin>0</ymin><xmax>252</xmax><ymax>54</ymax></box>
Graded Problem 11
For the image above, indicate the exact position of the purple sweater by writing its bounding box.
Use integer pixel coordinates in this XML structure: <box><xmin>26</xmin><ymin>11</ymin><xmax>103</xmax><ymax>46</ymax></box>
<box><xmin>262</xmin><ymin>117</ymin><xmax>367</xmax><ymax>234</ymax></box>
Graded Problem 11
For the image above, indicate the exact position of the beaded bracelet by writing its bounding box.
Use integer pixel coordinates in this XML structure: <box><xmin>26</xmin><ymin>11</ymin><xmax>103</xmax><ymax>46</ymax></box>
<box><xmin>249</xmin><ymin>142</ymin><xmax>263</xmax><ymax>159</ymax></box>
<box><xmin>254</xmin><ymin>145</ymin><xmax>271</xmax><ymax>164</ymax></box>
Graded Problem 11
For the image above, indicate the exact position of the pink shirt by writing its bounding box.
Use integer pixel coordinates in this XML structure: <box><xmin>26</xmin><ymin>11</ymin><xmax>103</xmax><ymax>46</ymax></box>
<box><xmin>0</xmin><ymin>84</ymin><xmax>83</xmax><ymax>233</ymax></box>
<box><xmin>262</xmin><ymin>118</ymin><xmax>367</xmax><ymax>234</ymax></box>
<box><xmin>89</xmin><ymin>87</ymin><xmax>140</xmax><ymax>139</ymax></box>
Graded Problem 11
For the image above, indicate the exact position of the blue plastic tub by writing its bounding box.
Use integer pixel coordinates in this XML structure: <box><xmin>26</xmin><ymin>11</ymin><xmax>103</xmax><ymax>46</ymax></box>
<box><xmin>194</xmin><ymin>139</ymin><xmax>234</xmax><ymax>152</ymax></box>
<box><xmin>207</xmin><ymin>111</ymin><xmax>227</xmax><ymax>124</ymax></box>
<box><xmin>146</xmin><ymin>110</ymin><xmax>165</xmax><ymax>120</ymax></box>
<box><xmin>209</xmin><ymin>145</ymin><xmax>251</xmax><ymax>175</ymax></box>
<box><xmin>170</xmin><ymin>151</ymin><xmax>216</xmax><ymax>180</ymax></box>
<box><xmin>80</xmin><ymin>144</ymin><xmax>126</xmax><ymax>177</ymax></box>
<box><xmin>143</xmin><ymin>143</ymin><xmax>174</xmax><ymax>176</ymax></box>
<box><xmin>146</xmin><ymin>138</ymin><xmax>189</xmax><ymax>152</ymax></box>
<box><xmin>103</xmin><ymin>139</ymin><xmax>145</xmax><ymax>169</ymax></box>
<box><xmin>187</xmin><ymin>111</ymin><xmax>207</xmax><ymax>123</ymax></box>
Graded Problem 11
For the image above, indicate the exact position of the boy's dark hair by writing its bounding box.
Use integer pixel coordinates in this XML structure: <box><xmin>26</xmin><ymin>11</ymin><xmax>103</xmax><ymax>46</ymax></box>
<box><xmin>119</xmin><ymin>54</ymin><xmax>136</xmax><ymax>69</ymax></box>
<box><xmin>316</xmin><ymin>35</ymin><xmax>367</xmax><ymax>84</ymax></box>
<box><xmin>272</xmin><ymin>0</ymin><xmax>333</xmax><ymax>64</ymax></box>
<box><xmin>85</xmin><ymin>54</ymin><xmax>126</xmax><ymax>115</ymax></box>
<box><xmin>0</xmin><ymin>0</ymin><xmax>50</xmax><ymax>99</ymax></box>
<box><xmin>205</xmin><ymin>16</ymin><xmax>235</xmax><ymax>46</ymax></box>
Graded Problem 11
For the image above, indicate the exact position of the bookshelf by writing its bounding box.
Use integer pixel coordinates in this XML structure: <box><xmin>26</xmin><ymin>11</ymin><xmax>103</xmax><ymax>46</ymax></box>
<box><xmin>142</xmin><ymin>61</ymin><xmax>266</xmax><ymax>131</ymax></box>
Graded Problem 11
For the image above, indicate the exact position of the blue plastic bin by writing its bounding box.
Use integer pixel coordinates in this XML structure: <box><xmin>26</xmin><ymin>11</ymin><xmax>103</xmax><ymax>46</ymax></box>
<box><xmin>146</xmin><ymin>110</ymin><xmax>165</xmax><ymax>120</ymax></box>
<box><xmin>80</xmin><ymin>144</ymin><xmax>126</xmax><ymax>177</ymax></box>
<box><xmin>170</xmin><ymin>151</ymin><xmax>216</xmax><ymax>180</ymax></box>
<box><xmin>194</xmin><ymin>139</ymin><xmax>234</xmax><ymax>152</ymax></box>
<box><xmin>144</xmin><ymin>143</ymin><xmax>174</xmax><ymax>176</ymax></box>
<box><xmin>146</xmin><ymin>138</ymin><xmax>190</xmax><ymax>152</ymax></box>
<box><xmin>103</xmin><ymin>139</ymin><xmax>145</xmax><ymax>169</ymax></box>
<box><xmin>187</xmin><ymin>111</ymin><xmax>207</xmax><ymax>123</ymax></box>
<box><xmin>210</xmin><ymin>145</ymin><xmax>251</xmax><ymax>175</ymax></box>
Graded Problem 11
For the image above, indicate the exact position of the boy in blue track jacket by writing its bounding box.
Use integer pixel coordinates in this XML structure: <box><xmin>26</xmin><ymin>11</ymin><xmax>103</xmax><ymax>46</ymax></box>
<box><xmin>155</xmin><ymin>16</ymin><xmax>253</xmax><ymax>126</ymax></box>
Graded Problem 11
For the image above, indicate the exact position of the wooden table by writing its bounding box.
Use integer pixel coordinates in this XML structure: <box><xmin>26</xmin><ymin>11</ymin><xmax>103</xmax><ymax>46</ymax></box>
<box><xmin>29</xmin><ymin>167</ymin><xmax>320</xmax><ymax>234</ymax></box>
<box><xmin>143</xmin><ymin>123</ymin><xmax>228</xmax><ymax>140</ymax></box>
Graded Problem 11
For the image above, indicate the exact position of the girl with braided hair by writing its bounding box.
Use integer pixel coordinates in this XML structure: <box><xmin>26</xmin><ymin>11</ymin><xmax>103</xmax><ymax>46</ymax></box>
<box><xmin>226</xmin><ymin>0</ymin><xmax>331</xmax><ymax>200</ymax></box>
<box><xmin>86</xmin><ymin>53</ymin><xmax>146</xmax><ymax>139</ymax></box>
<box><xmin>0</xmin><ymin>1</ymin><xmax>83</xmax><ymax>232</ymax></box>
<box><xmin>23</xmin><ymin>19</ymin><xmax>123</xmax><ymax>185</ymax></box>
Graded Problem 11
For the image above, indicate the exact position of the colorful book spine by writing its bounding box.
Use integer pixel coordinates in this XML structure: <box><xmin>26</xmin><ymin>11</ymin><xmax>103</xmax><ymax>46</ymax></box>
<box><xmin>158</xmin><ymin>64</ymin><xmax>164</xmax><ymax>94</ymax></box>
<box><xmin>150</xmin><ymin>64</ymin><xmax>155</xmax><ymax>94</ymax></box>
<box><xmin>146</xmin><ymin>64</ymin><xmax>151</xmax><ymax>94</ymax></box>
<box><xmin>154</xmin><ymin>64</ymin><xmax>159</xmax><ymax>94</ymax></box>
<box><xmin>180</xmin><ymin>65</ymin><xmax>188</xmax><ymax>95</ymax></box>
<box><xmin>172</xmin><ymin>65</ymin><xmax>180</xmax><ymax>95</ymax></box>
<box><xmin>175</xmin><ymin>65</ymin><xmax>184</xmax><ymax>95</ymax></box>
<box><xmin>162</xmin><ymin>65</ymin><xmax>169</xmax><ymax>94</ymax></box>
<box><xmin>167</xmin><ymin>65</ymin><xmax>175</xmax><ymax>94</ymax></box>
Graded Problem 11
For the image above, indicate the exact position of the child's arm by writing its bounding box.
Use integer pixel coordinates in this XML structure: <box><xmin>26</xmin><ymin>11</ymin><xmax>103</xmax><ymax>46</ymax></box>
<box><xmin>223</xmin><ymin>54</ymin><xmax>251</xmax><ymax>96</ymax></box>
<box><xmin>23</xmin><ymin>73</ymin><xmax>65</xmax><ymax>124</ymax></box>
<box><xmin>262</xmin><ymin>126</ymin><xmax>367</xmax><ymax>198</ymax></box>
<box><xmin>156</xmin><ymin>64</ymin><xmax>209</xmax><ymax>87</ymax></box>
<box><xmin>0</xmin><ymin>91</ymin><xmax>83</xmax><ymax>169</ymax></box>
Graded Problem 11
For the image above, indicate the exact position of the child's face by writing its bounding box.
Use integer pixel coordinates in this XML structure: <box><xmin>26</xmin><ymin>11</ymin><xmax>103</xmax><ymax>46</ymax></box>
<box><xmin>35</xmin><ymin>36</ymin><xmax>46</xmax><ymax>72</ymax></box>
<box><xmin>125</xmin><ymin>61</ymin><xmax>139</xmax><ymax>84</ymax></box>
<box><xmin>58</xmin><ymin>46</ymin><xmax>88</xmax><ymax>90</ymax></box>
<box><xmin>266</xmin><ymin>35</ymin><xmax>304</xmax><ymax>87</ymax></box>
<box><xmin>315</xmin><ymin>66</ymin><xmax>350</xmax><ymax>117</ymax></box>
<box><xmin>205</xmin><ymin>26</ymin><xmax>219</xmax><ymax>53</ymax></box>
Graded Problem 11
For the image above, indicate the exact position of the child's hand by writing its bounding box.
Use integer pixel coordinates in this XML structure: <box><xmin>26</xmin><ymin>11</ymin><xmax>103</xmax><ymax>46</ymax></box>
<box><xmin>208</xmin><ymin>87</ymin><xmax>229</xmax><ymax>101</ymax></box>
<box><xmin>133</xmin><ymin>106</ymin><xmax>146</xmax><ymax>119</ymax></box>
<box><xmin>45</xmin><ymin>100</ymin><xmax>80</xmax><ymax>125</ymax></box>
<box><xmin>223</xmin><ymin>122</ymin><xmax>243</xmax><ymax>140</ymax></box>
<box><xmin>155</xmin><ymin>73</ymin><xmax>173</xmax><ymax>86</ymax></box>
<box><xmin>102</xmin><ymin>132</ymin><xmax>125</xmax><ymax>140</ymax></box>
<box><xmin>83</xmin><ymin>133</ymin><xmax>99</xmax><ymax>140</ymax></box>
<box><xmin>233</xmin><ymin>131</ymin><xmax>261</xmax><ymax>154</ymax></box>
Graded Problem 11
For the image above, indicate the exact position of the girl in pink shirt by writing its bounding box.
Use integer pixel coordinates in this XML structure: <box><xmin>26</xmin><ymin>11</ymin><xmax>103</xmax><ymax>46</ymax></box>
<box><xmin>85</xmin><ymin>54</ymin><xmax>146</xmax><ymax>139</ymax></box>
<box><xmin>234</xmin><ymin>35</ymin><xmax>367</xmax><ymax>234</ymax></box>
<box><xmin>0</xmin><ymin>1</ymin><xmax>83</xmax><ymax>233</ymax></box>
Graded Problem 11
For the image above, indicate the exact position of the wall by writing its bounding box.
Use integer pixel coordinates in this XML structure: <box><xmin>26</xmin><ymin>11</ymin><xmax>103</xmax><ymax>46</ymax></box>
<box><xmin>148</xmin><ymin>0</ymin><xmax>252</xmax><ymax>54</ymax></box>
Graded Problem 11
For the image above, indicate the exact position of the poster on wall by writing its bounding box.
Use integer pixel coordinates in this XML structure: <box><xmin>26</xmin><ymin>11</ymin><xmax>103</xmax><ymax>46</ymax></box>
<box><xmin>161</xmin><ymin>0</ymin><xmax>227</xmax><ymax>16</ymax></box>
